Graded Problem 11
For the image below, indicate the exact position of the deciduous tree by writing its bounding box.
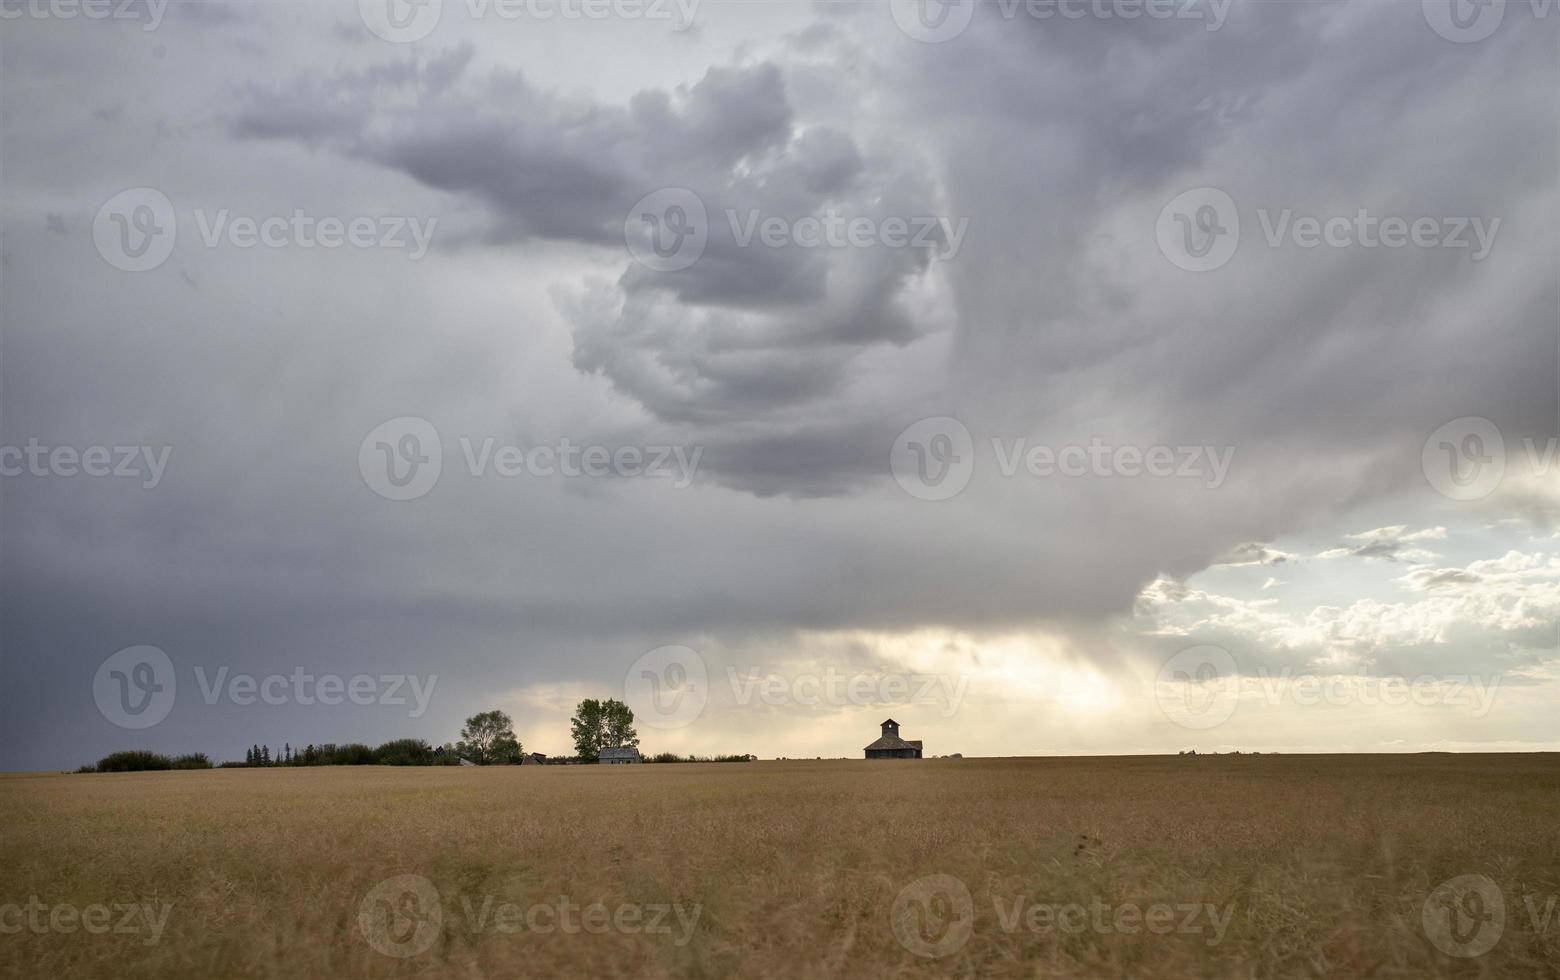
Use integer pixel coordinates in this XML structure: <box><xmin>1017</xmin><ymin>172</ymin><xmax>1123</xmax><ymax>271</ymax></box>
<box><xmin>457</xmin><ymin>710</ymin><xmax>522</xmax><ymax>765</ymax></box>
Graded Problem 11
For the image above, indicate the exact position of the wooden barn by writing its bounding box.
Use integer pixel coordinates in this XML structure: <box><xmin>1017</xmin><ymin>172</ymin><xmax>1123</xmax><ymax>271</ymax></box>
<box><xmin>864</xmin><ymin>718</ymin><xmax>923</xmax><ymax>759</ymax></box>
<box><xmin>598</xmin><ymin>746</ymin><xmax>642</xmax><ymax>765</ymax></box>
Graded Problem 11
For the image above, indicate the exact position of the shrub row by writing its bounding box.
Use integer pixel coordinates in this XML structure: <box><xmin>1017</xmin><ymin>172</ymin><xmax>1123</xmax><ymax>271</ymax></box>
<box><xmin>78</xmin><ymin>751</ymin><xmax>213</xmax><ymax>773</ymax></box>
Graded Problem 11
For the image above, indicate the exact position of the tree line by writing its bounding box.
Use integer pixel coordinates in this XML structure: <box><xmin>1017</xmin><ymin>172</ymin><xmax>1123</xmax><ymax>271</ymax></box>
<box><xmin>75</xmin><ymin>698</ymin><xmax>756</xmax><ymax>772</ymax></box>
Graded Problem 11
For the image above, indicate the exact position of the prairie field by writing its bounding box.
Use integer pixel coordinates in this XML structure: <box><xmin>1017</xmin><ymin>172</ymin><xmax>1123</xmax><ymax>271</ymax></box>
<box><xmin>2</xmin><ymin>755</ymin><xmax>1558</xmax><ymax>980</ymax></box>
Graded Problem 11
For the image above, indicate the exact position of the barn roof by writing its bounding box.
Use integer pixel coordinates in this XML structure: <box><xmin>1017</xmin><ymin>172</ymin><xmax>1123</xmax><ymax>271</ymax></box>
<box><xmin>863</xmin><ymin>734</ymin><xmax>919</xmax><ymax>751</ymax></box>
<box><xmin>599</xmin><ymin>746</ymin><xmax>641</xmax><ymax>759</ymax></box>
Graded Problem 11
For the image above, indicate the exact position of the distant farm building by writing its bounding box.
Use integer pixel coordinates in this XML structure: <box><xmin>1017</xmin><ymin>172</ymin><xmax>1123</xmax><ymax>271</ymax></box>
<box><xmin>864</xmin><ymin>719</ymin><xmax>923</xmax><ymax>759</ymax></box>
<box><xmin>599</xmin><ymin>747</ymin><xmax>642</xmax><ymax>765</ymax></box>
<box><xmin>520</xmin><ymin>752</ymin><xmax>547</xmax><ymax>765</ymax></box>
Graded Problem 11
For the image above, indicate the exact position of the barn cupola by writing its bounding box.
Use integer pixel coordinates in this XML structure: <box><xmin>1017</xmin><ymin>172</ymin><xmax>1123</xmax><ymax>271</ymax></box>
<box><xmin>880</xmin><ymin>718</ymin><xmax>900</xmax><ymax>738</ymax></box>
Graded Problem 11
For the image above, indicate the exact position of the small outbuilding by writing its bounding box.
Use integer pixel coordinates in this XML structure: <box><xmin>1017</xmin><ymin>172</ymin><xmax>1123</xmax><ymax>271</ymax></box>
<box><xmin>864</xmin><ymin>718</ymin><xmax>923</xmax><ymax>759</ymax></box>
<box><xmin>599</xmin><ymin>746</ymin><xmax>642</xmax><ymax>765</ymax></box>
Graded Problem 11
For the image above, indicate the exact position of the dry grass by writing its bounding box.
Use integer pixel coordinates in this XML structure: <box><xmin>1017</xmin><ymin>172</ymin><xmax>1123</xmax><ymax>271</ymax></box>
<box><xmin>2</xmin><ymin>754</ymin><xmax>1558</xmax><ymax>979</ymax></box>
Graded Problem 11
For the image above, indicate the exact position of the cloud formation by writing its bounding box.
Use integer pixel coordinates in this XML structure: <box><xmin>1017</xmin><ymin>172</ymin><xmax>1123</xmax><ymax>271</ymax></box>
<box><xmin>0</xmin><ymin>0</ymin><xmax>1554</xmax><ymax>767</ymax></box>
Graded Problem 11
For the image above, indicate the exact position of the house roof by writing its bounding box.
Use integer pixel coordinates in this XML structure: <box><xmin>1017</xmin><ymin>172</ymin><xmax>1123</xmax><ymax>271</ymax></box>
<box><xmin>599</xmin><ymin>746</ymin><xmax>641</xmax><ymax>759</ymax></box>
<box><xmin>864</xmin><ymin>735</ymin><xmax>920</xmax><ymax>751</ymax></box>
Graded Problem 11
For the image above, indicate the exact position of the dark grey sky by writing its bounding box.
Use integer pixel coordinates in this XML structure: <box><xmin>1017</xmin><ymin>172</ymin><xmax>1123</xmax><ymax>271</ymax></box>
<box><xmin>2</xmin><ymin>0</ymin><xmax>1556</xmax><ymax>769</ymax></box>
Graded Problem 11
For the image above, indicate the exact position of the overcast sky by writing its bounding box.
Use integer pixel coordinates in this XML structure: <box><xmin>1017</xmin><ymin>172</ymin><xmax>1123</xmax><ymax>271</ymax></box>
<box><xmin>1</xmin><ymin>0</ymin><xmax>1556</xmax><ymax>770</ymax></box>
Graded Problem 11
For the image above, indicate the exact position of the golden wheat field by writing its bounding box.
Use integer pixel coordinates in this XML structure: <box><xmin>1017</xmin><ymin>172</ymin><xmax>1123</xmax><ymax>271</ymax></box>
<box><xmin>2</xmin><ymin>755</ymin><xmax>1558</xmax><ymax>980</ymax></box>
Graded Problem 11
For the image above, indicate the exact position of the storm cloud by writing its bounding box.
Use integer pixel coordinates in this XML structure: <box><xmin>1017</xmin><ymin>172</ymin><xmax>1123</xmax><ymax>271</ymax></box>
<box><xmin>0</xmin><ymin>0</ymin><xmax>1555</xmax><ymax>768</ymax></box>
